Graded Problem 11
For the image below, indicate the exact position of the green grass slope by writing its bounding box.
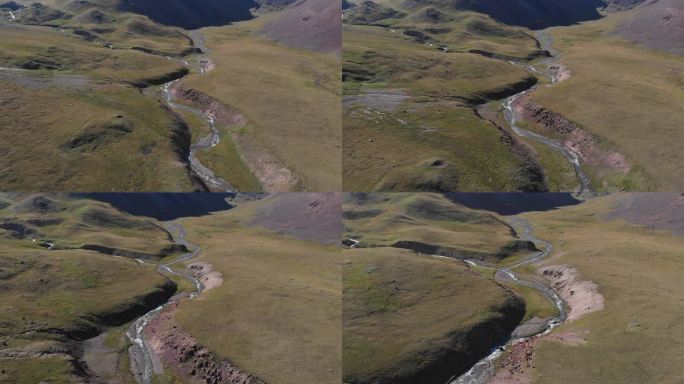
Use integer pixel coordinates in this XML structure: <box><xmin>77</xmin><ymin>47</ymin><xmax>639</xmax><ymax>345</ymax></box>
<box><xmin>180</xmin><ymin>17</ymin><xmax>342</xmax><ymax>191</ymax></box>
<box><xmin>0</xmin><ymin>193</ymin><xmax>178</xmax><ymax>383</ymax></box>
<box><xmin>173</xmin><ymin>194</ymin><xmax>341</xmax><ymax>384</ymax></box>
<box><xmin>0</xmin><ymin>5</ymin><xmax>203</xmax><ymax>191</ymax></box>
<box><xmin>0</xmin><ymin>194</ymin><xmax>181</xmax><ymax>258</ymax></box>
<box><xmin>529</xmin><ymin>16</ymin><xmax>684</xmax><ymax>191</ymax></box>
<box><xmin>344</xmin><ymin>247</ymin><xmax>525</xmax><ymax>384</ymax></box>
<box><xmin>344</xmin><ymin>193</ymin><xmax>534</xmax><ymax>262</ymax></box>
<box><xmin>342</xmin><ymin>2</ymin><xmax>548</xmax><ymax>192</ymax></box>
<box><xmin>341</xmin><ymin>193</ymin><xmax>538</xmax><ymax>383</ymax></box>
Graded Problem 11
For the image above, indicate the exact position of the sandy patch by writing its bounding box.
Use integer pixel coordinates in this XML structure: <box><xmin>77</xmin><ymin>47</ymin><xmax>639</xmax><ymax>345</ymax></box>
<box><xmin>540</xmin><ymin>265</ymin><xmax>604</xmax><ymax>321</ymax></box>
<box><xmin>189</xmin><ymin>261</ymin><xmax>223</xmax><ymax>291</ymax></box>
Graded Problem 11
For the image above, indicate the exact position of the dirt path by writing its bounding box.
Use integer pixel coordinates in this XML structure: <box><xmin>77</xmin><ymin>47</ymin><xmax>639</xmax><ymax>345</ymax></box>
<box><xmin>126</xmin><ymin>222</ymin><xmax>203</xmax><ymax>384</ymax></box>
<box><xmin>501</xmin><ymin>31</ymin><xmax>594</xmax><ymax>197</ymax></box>
<box><xmin>450</xmin><ymin>217</ymin><xmax>567</xmax><ymax>384</ymax></box>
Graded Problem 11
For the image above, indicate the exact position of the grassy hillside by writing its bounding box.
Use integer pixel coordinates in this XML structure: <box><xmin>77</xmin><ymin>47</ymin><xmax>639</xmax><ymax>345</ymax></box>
<box><xmin>344</xmin><ymin>193</ymin><xmax>533</xmax><ymax>262</ymax></box>
<box><xmin>514</xmin><ymin>12</ymin><xmax>684</xmax><ymax>191</ymax></box>
<box><xmin>179</xmin><ymin>17</ymin><xmax>342</xmax><ymax>191</ymax></box>
<box><xmin>342</xmin><ymin>193</ymin><xmax>529</xmax><ymax>383</ymax></box>
<box><xmin>0</xmin><ymin>194</ymin><xmax>178</xmax><ymax>383</ymax></box>
<box><xmin>0</xmin><ymin>4</ymin><xmax>202</xmax><ymax>191</ymax></box>
<box><xmin>342</xmin><ymin>1</ymin><xmax>549</xmax><ymax>192</ymax></box>
<box><xmin>343</xmin><ymin>247</ymin><xmax>524</xmax><ymax>383</ymax></box>
<box><xmin>1</xmin><ymin>0</ymin><xmax>342</xmax><ymax>191</ymax></box>
<box><xmin>170</xmin><ymin>194</ymin><xmax>342</xmax><ymax>384</ymax></box>
<box><xmin>516</xmin><ymin>194</ymin><xmax>684</xmax><ymax>383</ymax></box>
<box><xmin>0</xmin><ymin>194</ymin><xmax>181</xmax><ymax>258</ymax></box>
<box><xmin>344</xmin><ymin>0</ymin><xmax>684</xmax><ymax>192</ymax></box>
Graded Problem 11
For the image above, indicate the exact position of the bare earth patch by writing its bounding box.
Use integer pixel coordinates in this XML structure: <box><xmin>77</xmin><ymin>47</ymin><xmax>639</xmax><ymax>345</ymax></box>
<box><xmin>342</xmin><ymin>89</ymin><xmax>410</xmax><ymax>113</ymax></box>
<box><xmin>249</xmin><ymin>192</ymin><xmax>343</xmax><ymax>245</ymax></box>
<box><xmin>189</xmin><ymin>262</ymin><xmax>223</xmax><ymax>292</ymax></box>
<box><xmin>82</xmin><ymin>333</ymin><xmax>128</xmax><ymax>384</ymax></box>
<box><xmin>490</xmin><ymin>339</ymin><xmax>535</xmax><ymax>384</ymax></box>
<box><xmin>540</xmin><ymin>265</ymin><xmax>605</xmax><ymax>321</ymax></box>
<box><xmin>548</xmin><ymin>64</ymin><xmax>571</xmax><ymax>83</ymax></box>
<box><xmin>607</xmin><ymin>192</ymin><xmax>684</xmax><ymax>236</ymax></box>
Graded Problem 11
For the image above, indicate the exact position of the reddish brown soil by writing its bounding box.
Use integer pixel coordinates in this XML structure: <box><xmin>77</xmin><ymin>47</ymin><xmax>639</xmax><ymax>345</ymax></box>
<box><xmin>491</xmin><ymin>264</ymin><xmax>603</xmax><ymax>383</ymax></box>
<box><xmin>491</xmin><ymin>330</ymin><xmax>589</xmax><ymax>384</ymax></box>
<box><xmin>490</xmin><ymin>339</ymin><xmax>535</xmax><ymax>384</ymax></box>
<box><xmin>512</xmin><ymin>95</ymin><xmax>631</xmax><ymax>177</ymax></box>
<box><xmin>261</xmin><ymin>0</ymin><xmax>341</xmax><ymax>54</ymax></box>
<box><xmin>145</xmin><ymin>301</ymin><xmax>264</xmax><ymax>384</ymax></box>
<box><xmin>171</xmin><ymin>84</ymin><xmax>246</xmax><ymax>127</ymax></box>
<box><xmin>249</xmin><ymin>192</ymin><xmax>342</xmax><ymax>245</ymax></box>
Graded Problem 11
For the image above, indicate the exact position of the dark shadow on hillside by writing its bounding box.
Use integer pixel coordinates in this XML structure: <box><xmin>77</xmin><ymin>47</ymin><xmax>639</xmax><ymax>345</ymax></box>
<box><xmin>445</xmin><ymin>193</ymin><xmax>581</xmax><ymax>215</ymax></box>
<box><xmin>456</xmin><ymin>0</ymin><xmax>605</xmax><ymax>29</ymax></box>
<box><xmin>118</xmin><ymin>0</ymin><xmax>259</xmax><ymax>29</ymax></box>
<box><xmin>73</xmin><ymin>193</ymin><xmax>234</xmax><ymax>221</ymax></box>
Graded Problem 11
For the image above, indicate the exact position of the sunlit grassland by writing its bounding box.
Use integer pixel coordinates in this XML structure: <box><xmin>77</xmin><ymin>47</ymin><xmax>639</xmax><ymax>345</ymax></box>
<box><xmin>344</xmin><ymin>193</ymin><xmax>518</xmax><ymax>255</ymax></box>
<box><xmin>175</xmin><ymin>208</ymin><xmax>341</xmax><ymax>384</ymax></box>
<box><xmin>0</xmin><ymin>23</ymin><xmax>197</xmax><ymax>191</ymax></box>
<box><xmin>342</xmin><ymin>22</ymin><xmax>542</xmax><ymax>191</ymax></box>
<box><xmin>181</xmin><ymin>21</ymin><xmax>342</xmax><ymax>191</ymax></box>
<box><xmin>520</xmin><ymin>195</ymin><xmax>684</xmax><ymax>383</ymax></box>
<box><xmin>531</xmin><ymin>16</ymin><xmax>684</xmax><ymax>190</ymax></box>
<box><xmin>343</xmin><ymin>246</ymin><xmax>519</xmax><ymax>382</ymax></box>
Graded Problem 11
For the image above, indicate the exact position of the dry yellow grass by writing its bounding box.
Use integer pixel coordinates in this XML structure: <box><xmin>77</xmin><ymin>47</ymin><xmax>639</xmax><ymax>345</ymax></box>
<box><xmin>175</xmin><ymin>205</ymin><xmax>341</xmax><ymax>384</ymax></box>
<box><xmin>531</xmin><ymin>16</ymin><xmax>684</xmax><ymax>190</ymax></box>
<box><xmin>519</xmin><ymin>195</ymin><xmax>684</xmax><ymax>383</ymax></box>
<box><xmin>181</xmin><ymin>21</ymin><xmax>341</xmax><ymax>191</ymax></box>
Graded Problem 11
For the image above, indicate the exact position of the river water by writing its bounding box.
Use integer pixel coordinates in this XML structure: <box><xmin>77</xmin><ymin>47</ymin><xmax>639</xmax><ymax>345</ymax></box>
<box><xmin>501</xmin><ymin>31</ymin><xmax>594</xmax><ymax>196</ymax></box>
<box><xmin>126</xmin><ymin>222</ymin><xmax>204</xmax><ymax>384</ymax></box>
<box><xmin>159</xmin><ymin>31</ymin><xmax>237</xmax><ymax>192</ymax></box>
<box><xmin>450</xmin><ymin>217</ymin><xmax>567</xmax><ymax>384</ymax></box>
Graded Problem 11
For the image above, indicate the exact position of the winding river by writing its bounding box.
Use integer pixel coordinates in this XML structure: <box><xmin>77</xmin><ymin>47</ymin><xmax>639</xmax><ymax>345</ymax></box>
<box><xmin>501</xmin><ymin>31</ymin><xmax>594</xmax><ymax>196</ymax></box>
<box><xmin>450</xmin><ymin>216</ymin><xmax>566</xmax><ymax>384</ymax></box>
<box><xmin>126</xmin><ymin>222</ymin><xmax>204</xmax><ymax>384</ymax></box>
<box><xmin>160</xmin><ymin>31</ymin><xmax>237</xmax><ymax>192</ymax></box>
